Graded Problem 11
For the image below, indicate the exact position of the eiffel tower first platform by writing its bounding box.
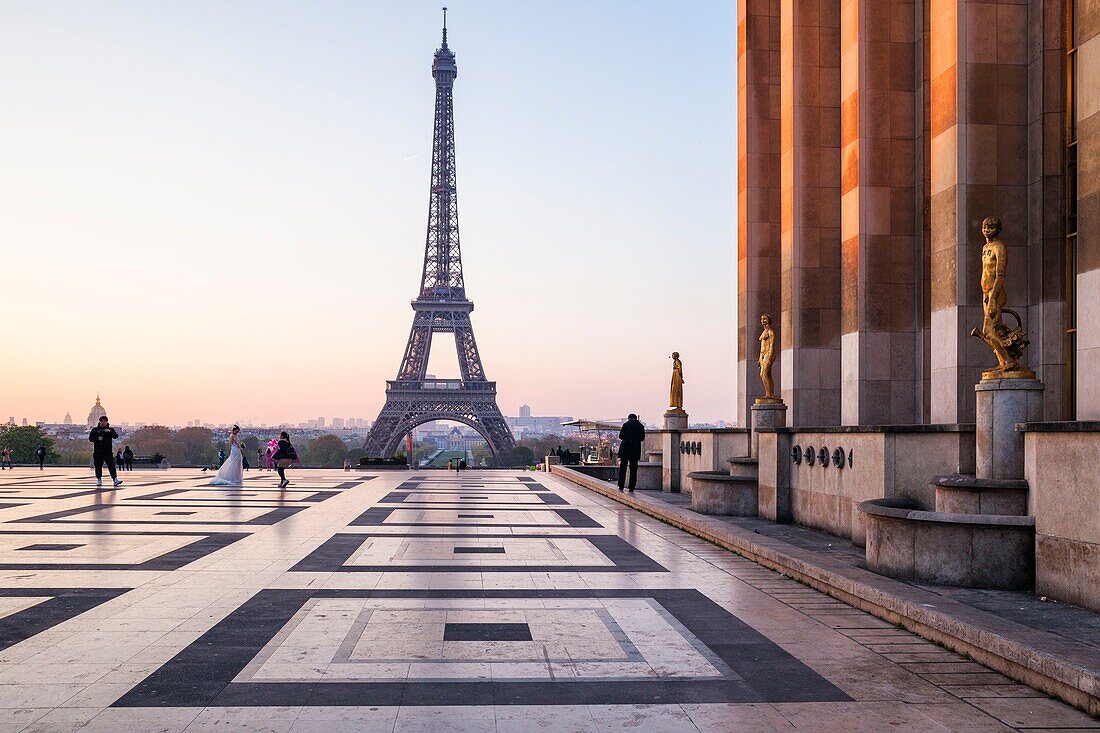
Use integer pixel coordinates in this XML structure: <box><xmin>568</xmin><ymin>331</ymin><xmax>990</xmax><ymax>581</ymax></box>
<box><xmin>363</xmin><ymin>15</ymin><xmax>515</xmax><ymax>459</ymax></box>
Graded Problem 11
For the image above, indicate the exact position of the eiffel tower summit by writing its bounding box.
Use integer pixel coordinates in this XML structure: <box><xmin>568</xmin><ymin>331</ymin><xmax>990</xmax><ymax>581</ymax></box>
<box><xmin>363</xmin><ymin>12</ymin><xmax>515</xmax><ymax>459</ymax></box>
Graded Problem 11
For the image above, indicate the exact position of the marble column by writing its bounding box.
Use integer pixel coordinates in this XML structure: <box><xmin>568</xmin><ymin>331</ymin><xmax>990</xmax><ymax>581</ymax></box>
<box><xmin>780</xmin><ymin>0</ymin><xmax>843</xmax><ymax>427</ymax></box>
<box><xmin>928</xmin><ymin>0</ymin><xmax>1030</xmax><ymax>424</ymax></box>
<box><xmin>839</xmin><ymin>0</ymin><xmax>921</xmax><ymax>426</ymax></box>
<box><xmin>1077</xmin><ymin>0</ymin><xmax>1100</xmax><ymax>419</ymax></box>
<box><xmin>737</xmin><ymin>0</ymin><xmax>783</xmax><ymax>425</ymax></box>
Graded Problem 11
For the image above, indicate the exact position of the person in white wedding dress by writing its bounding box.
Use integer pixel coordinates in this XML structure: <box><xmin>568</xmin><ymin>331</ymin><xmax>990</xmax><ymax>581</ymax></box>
<box><xmin>208</xmin><ymin>425</ymin><xmax>244</xmax><ymax>487</ymax></box>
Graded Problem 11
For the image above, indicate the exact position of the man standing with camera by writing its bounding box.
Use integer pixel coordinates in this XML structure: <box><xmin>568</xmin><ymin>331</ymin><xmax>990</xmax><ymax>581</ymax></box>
<box><xmin>89</xmin><ymin>415</ymin><xmax>122</xmax><ymax>488</ymax></box>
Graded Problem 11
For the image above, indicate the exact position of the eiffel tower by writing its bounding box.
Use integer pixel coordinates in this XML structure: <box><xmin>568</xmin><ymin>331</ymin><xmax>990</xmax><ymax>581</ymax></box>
<box><xmin>363</xmin><ymin>13</ymin><xmax>516</xmax><ymax>458</ymax></box>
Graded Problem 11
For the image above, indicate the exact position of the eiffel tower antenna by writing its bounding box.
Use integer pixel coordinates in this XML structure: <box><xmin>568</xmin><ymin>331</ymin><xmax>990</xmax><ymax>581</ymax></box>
<box><xmin>363</xmin><ymin>16</ymin><xmax>516</xmax><ymax>459</ymax></box>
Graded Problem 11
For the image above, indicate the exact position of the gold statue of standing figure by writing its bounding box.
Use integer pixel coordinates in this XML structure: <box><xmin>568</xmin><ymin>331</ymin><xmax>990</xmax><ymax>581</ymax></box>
<box><xmin>757</xmin><ymin>314</ymin><xmax>781</xmax><ymax>402</ymax></box>
<box><xmin>970</xmin><ymin>216</ymin><xmax>1032</xmax><ymax>379</ymax></box>
<box><xmin>669</xmin><ymin>352</ymin><xmax>685</xmax><ymax>411</ymax></box>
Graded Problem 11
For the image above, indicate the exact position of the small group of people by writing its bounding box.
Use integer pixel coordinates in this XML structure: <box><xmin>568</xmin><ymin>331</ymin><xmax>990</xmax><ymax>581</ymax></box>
<box><xmin>113</xmin><ymin>447</ymin><xmax>135</xmax><ymax>471</ymax></box>
<box><xmin>209</xmin><ymin>426</ymin><xmax>297</xmax><ymax>488</ymax></box>
<box><xmin>549</xmin><ymin>446</ymin><xmax>579</xmax><ymax>465</ymax></box>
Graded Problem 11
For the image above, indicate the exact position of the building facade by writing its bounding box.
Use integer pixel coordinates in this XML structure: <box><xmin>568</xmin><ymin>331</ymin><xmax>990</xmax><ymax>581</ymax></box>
<box><xmin>737</xmin><ymin>0</ymin><xmax>1097</xmax><ymax>425</ymax></box>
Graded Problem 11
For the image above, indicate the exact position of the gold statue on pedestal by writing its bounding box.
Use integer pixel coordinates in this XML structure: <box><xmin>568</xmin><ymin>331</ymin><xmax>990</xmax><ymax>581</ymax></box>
<box><xmin>971</xmin><ymin>217</ymin><xmax>1033</xmax><ymax>380</ymax></box>
<box><xmin>669</xmin><ymin>352</ymin><xmax>685</xmax><ymax>411</ymax></box>
<box><xmin>756</xmin><ymin>314</ymin><xmax>782</xmax><ymax>404</ymax></box>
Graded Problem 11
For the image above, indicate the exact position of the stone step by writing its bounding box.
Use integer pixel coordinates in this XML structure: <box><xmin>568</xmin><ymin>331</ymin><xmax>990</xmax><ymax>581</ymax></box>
<box><xmin>934</xmin><ymin>473</ymin><xmax>1029</xmax><ymax>516</ymax></box>
<box><xmin>727</xmin><ymin>455</ymin><xmax>759</xmax><ymax>478</ymax></box>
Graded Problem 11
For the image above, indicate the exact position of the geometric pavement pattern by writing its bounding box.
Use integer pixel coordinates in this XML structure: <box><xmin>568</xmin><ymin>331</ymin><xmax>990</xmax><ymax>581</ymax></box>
<box><xmin>0</xmin><ymin>468</ymin><xmax>1091</xmax><ymax>731</ymax></box>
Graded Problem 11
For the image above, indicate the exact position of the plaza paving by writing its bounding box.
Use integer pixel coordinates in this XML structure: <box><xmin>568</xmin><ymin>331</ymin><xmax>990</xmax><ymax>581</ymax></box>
<box><xmin>0</xmin><ymin>469</ymin><xmax>1092</xmax><ymax>731</ymax></box>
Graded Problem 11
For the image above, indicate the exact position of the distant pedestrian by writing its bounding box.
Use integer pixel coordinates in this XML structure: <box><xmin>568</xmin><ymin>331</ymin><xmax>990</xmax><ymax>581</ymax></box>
<box><xmin>257</xmin><ymin>448</ymin><xmax>265</xmax><ymax>471</ymax></box>
<box><xmin>123</xmin><ymin>445</ymin><xmax>134</xmax><ymax>471</ymax></box>
<box><xmin>273</xmin><ymin>432</ymin><xmax>297</xmax><ymax>488</ymax></box>
<box><xmin>343</xmin><ymin>458</ymin><xmax>352</xmax><ymax>471</ymax></box>
<box><xmin>617</xmin><ymin>413</ymin><xmax>645</xmax><ymax>493</ymax></box>
<box><xmin>116</xmin><ymin>449</ymin><xmax>125</xmax><ymax>471</ymax></box>
<box><xmin>447</xmin><ymin>459</ymin><xmax>453</xmax><ymax>471</ymax></box>
<box><xmin>458</xmin><ymin>459</ymin><xmax>467</xmax><ymax>471</ymax></box>
<box><xmin>218</xmin><ymin>449</ymin><xmax>226</xmax><ymax>467</ymax></box>
<box><xmin>35</xmin><ymin>445</ymin><xmax>47</xmax><ymax>470</ymax></box>
<box><xmin>89</xmin><ymin>415</ymin><xmax>122</xmax><ymax>487</ymax></box>
<box><xmin>0</xmin><ymin>447</ymin><xmax>10</xmax><ymax>470</ymax></box>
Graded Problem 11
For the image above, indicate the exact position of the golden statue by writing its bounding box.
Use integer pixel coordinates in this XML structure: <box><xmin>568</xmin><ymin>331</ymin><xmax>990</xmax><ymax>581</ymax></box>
<box><xmin>756</xmin><ymin>314</ymin><xmax>781</xmax><ymax>403</ymax></box>
<box><xmin>970</xmin><ymin>217</ymin><xmax>1032</xmax><ymax>379</ymax></box>
<box><xmin>669</xmin><ymin>352</ymin><xmax>685</xmax><ymax>411</ymax></box>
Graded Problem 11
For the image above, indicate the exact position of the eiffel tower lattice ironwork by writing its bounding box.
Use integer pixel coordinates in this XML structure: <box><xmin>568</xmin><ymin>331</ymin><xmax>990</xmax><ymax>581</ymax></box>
<box><xmin>363</xmin><ymin>16</ymin><xmax>515</xmax><ymax>458</ymax></box>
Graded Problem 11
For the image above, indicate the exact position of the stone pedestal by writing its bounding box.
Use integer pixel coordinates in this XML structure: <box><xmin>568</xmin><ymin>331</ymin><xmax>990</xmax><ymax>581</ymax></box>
<box><xmin>750</xmin><ymin>400</ymin><xmax>787</xmax><ymax>458</ymax></box>
<box><xmin>975</xmin><ymin>378</ymin><xmax>1044</xmax><ymax>480</ymax></box>
<box><xmin>663</xmin><ymin>409</ymin><xmax>689</xmax><ymax>430</ymax></box>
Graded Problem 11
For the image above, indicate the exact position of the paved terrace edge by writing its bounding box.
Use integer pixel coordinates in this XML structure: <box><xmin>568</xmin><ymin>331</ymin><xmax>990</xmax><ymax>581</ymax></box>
<box><xmin>550</xmin><ymin>465</ymin><xmax>1100</xmax><ymax>716</ymax></box>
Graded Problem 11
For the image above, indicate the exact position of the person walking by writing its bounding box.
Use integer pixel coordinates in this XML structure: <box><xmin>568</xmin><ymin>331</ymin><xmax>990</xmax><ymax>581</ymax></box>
<box><xmin>116</xmin><ymin>449</ymin><xmax>125</xmax><ymax>471</ymax></box>
<box><xmin>617</xmin><ymin>413</ymin><xmax>645</xmax><ymax>493</ymax></box>
<box><xmin>217</xmin><ymin>449</ymin><xmax>226</xmax><ymax>468</ymax></box>
<box><xmin>0</xmin><ymin>447</ymin><xmax>11</xmax><ymax>470</ymax></box>
<box><xmin>89</xmin><ymin>415</ymin><xmax>122</xmax><ymax>487</ymax></box>
<box><xmin>257</xmin><ymin>448</ymin><xmax>265</xmax><ymax>471</ymax></box>
<box><xmin>273</xmin><ymin>431</ymin><xmax>297</xmax><ymax>488</ymax></box>
<box><xmin>35</xmin><ymin>445</ymin><xmax>47</xmax><ymax>470</ymax></box>
<box><xmin>123</xmin><ymin>445</ymin><xmax>134</xmax><ymax>471</ymax></box>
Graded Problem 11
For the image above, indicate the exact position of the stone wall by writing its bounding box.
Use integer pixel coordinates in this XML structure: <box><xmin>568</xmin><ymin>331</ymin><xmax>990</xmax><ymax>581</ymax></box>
<box><xmin>1023</xmin><ymin>423</ymin><xmax>1100</xmax><ymax>611</ymax></box>
<box><xmin>758</xmin><ymin>425</ymin><xmax>974</xmax><ymax>545</ymax></box>
<box><xmin>648</xmin><ymin>429</ymin><xmax>750</xmax><ymax>494</ymax></box>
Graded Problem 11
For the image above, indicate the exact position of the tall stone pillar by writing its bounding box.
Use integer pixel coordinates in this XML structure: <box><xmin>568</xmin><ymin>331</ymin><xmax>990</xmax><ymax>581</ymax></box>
<box><xmin>839</xmin><ymin>0</ymin><xmax>920</xmax><ymax>425</ymax></box>
<box><xmin>737</xmin><ymin>0</ymin><xmax>783</xmax><ymax>425</ymax></box>
<box><xmin>1077</xmin><ymin>1</ymin><xmax>1100</xmax><ymax>419</ymax></box>
<box><xmin>928</xmin><ymin>0</ymin><xmax>1030</xmax><ymax>424</ymax></box>
<box><xmin>779</xmin><ymin>0</ymin><xmax>843</xmax><ymax>426</ymax></box>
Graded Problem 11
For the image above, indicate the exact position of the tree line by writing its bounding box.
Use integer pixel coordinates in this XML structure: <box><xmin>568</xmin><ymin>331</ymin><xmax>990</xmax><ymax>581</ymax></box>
<box><xmin>2</xmin><ymin>424</ymin><xmax>587</xmax><ymax>469</ymax></box>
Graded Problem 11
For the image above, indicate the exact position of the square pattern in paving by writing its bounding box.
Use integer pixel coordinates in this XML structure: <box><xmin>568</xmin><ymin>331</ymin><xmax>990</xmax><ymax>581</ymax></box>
<box><xmin>0</xmin><ymin>468</ymin><xmax>1089</xmax><ymax>732</ymax></box>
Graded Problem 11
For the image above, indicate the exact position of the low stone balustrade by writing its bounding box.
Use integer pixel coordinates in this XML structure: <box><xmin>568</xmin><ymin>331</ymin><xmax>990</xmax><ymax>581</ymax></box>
<box><xmin>687</xmin><ymin>471</ymin><xmax>758</xmax><ymax>516</ymax></box>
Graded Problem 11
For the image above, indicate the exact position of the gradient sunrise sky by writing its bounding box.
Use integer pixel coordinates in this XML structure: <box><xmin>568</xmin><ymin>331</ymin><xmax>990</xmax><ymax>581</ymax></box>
<box><xmin>0</xmin><ymin>0</ymin><xmax>736</xmax><ymax>427</ymax></box>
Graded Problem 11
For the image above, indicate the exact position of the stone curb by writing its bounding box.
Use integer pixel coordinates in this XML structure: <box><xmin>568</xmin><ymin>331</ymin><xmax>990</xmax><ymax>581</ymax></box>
<box><xmin>550</xmin><ymin>464</ymin><xmax>1100</xmax><ymax>716</ymax></box>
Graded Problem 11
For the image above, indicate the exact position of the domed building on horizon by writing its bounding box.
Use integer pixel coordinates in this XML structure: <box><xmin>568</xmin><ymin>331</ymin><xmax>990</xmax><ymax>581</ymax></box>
<box><xmin>86</xmin><ymin>394</ymin><xmax>106</xmax><ymax>429</ymax></box>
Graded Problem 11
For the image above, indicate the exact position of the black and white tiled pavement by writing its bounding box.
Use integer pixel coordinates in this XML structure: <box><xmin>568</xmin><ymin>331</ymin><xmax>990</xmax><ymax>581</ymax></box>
<box><xmin>0</xmin><ymin>468</ymin><xmax>1091</xmax><ymax>731</ymax></box>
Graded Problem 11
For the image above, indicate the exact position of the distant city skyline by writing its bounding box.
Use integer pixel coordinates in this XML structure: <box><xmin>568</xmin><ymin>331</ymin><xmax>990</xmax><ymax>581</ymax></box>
<box><xmin>0</xmin><ymin>2</ymin><xmax>736</xmax><ymax>426</ymax></box>
<box><xmin>14</xmin><ymin>393</ymin><xmax>620</xmax><ymax>432</ymax></box>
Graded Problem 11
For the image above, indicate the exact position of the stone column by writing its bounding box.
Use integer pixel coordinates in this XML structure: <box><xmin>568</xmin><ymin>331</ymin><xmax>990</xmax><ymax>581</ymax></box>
<box><xmin>975</xmin><ymin>379</ymin><xmax>1044</xmax><ymax>480</ymax></box>
<box><xmin>1024</xmin><ymin>0</ymin><xmax>1067</xmax><ymax>420</ymax></box>
<box><xmin>780</xmin><ymin>0</ymin><xmax>843</xmax><ymax>426</ymax></box>
<box><xmin>737</xmin><ymin>0</ymin><xmax>783</xmax><ymax>425</ymax></box>
<box><xmin>839</xmin><ymin>0</ymin><xmax>921</xmax><ymax>426</ymax></box>
<box><xmin>928</xmin><ymin>0</ymin><xmax>1030</xmax><ymax>424</ymax></box>
<box><xmin>1077</xmin><ymin>1</ymin><xmax>1100</xmax><ymax>419</ymax></box>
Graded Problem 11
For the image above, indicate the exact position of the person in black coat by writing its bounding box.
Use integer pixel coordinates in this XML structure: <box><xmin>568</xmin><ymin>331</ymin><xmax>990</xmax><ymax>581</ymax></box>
<box><xmin>123</xmin><ymin>445</ymin><xmax>134</xmax><ymax>471</ymax></box>
<box><xmin>88</xmin><ymin>415</ymin><xmax>122</xmax><ymax>487</ymax></box>
<box><xmin>272</xmin><ymin>432</ymin><xmax>297</xmax><ymax>488</ymax></box>
<box><xmin>35</xmin><ymin>445</ymin><xmax>47</xmax><ymax>470</ymax></box>
<box><xmin>617</xmin><ymin>413</ymin><xmax>645</xmax><ymax>492</ymax></box>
